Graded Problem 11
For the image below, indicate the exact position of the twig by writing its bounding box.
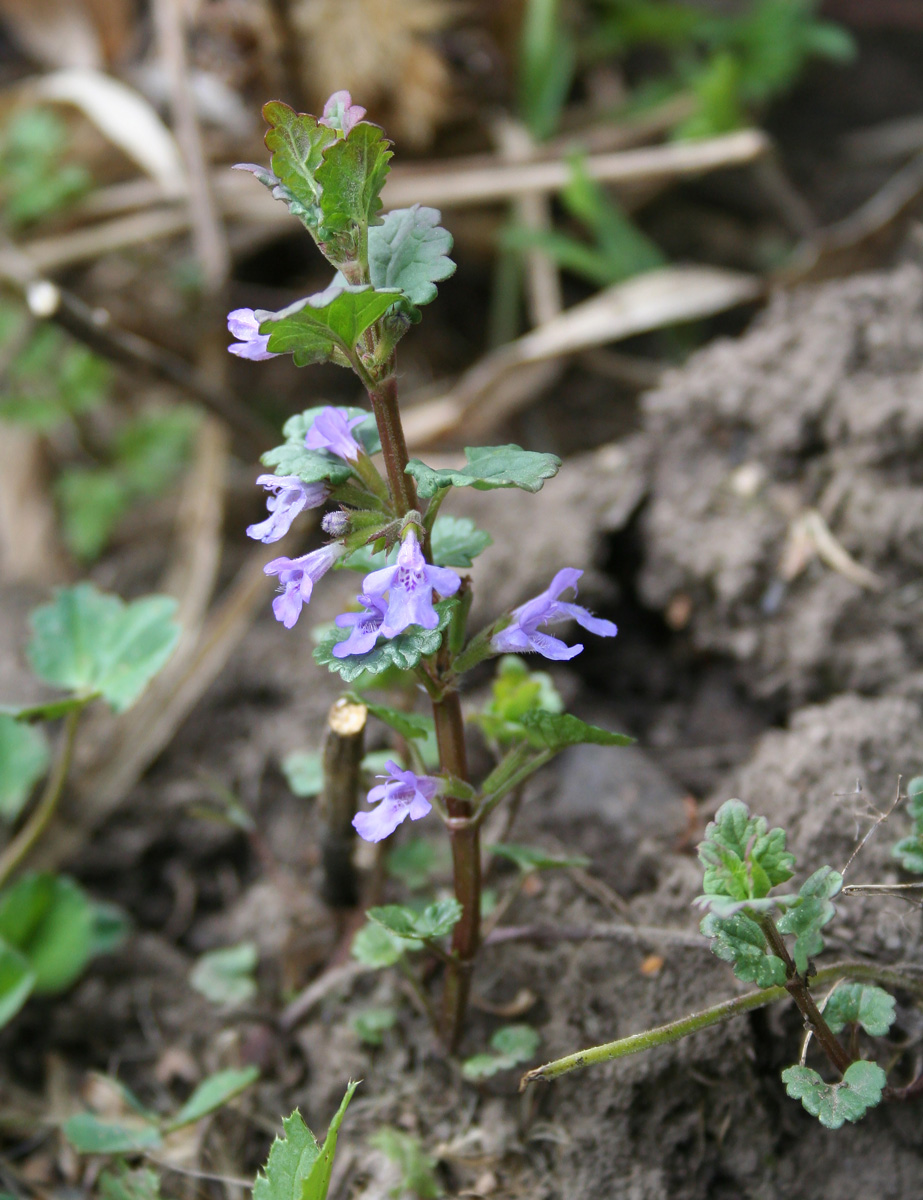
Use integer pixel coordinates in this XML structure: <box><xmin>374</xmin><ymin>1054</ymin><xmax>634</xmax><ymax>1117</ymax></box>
<box><xmin>319</xmin><ymin>698</ymin><xmax>367</xmax><ymax>908</ymax></box>
<box><xmin>840</xmin><ymin>776</ymin><xmax>904</xmax><ymax>878</ymax></box>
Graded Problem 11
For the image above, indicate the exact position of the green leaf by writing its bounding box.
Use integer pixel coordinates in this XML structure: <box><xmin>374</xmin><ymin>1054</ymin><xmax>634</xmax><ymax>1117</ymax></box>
<box><xmin>518</xmin><ymin>710</ymin><xmax>634</xmax><ymax>750</ymax></box>
<box><xmin>0</xmin><ymin>873</ymin><xmax>94</xmax><ymax>993</ymax></box>
<box><xmin>892</xmin><ymin>776</ymin><xmax>923</xmax><ymax>873</ymax></box>
<box><xmin>254</xmin><ymin>1087</ymin><xmax>359</xmax><ymax>1200</ymax></box>
<box><xmin>359</xmin><ymin>698</ymin><xmax>435</xmax><ymax>743</ymax></box>
<box><xmin>189</xmin><ymin>943</ymin><xmax>259</xmax><ymax>1008</ymax></box>
<box><xmin>776</xmin><ymin>866</ymin><xmax>842</xmax><ymax>974</ymax></box>
<box><xmin>824</xmin><ymin>984</ymin><xmax>896</xmax><ymax>1038</ymax></box>
<box><xmin>98</xmin><ymin>1165</ymin><xmax>162</xmax><ymax>1200</ymax></box>
<box><xmin>55</xmin><ymin>468</ymin><xmax>130</xmax><ymax>562</ymax></box>
<box><xmin>429</xmin><ymin>516</ymin><xmax>491</xmax><ymax>568</ymax></box>
<box><xmin>367</xmin><ymin>898</ymin><xmax>462</xmax><ymax>942</ymax></box>
<box><xmin>282</xmin><ymin>751</ymin><xmax>324</xmax><ymax>798</ymax></box>
<box><xmin>259</xmin><ymin>286</ymin><xmax>402</xmax><ymax>368</ymax></box>
<box><xmin>386</xmin><ymin>839</ymin><xmax>449</xmax><ymax>891</ymax></box>
<box><xmin>698</xmin><ymin>799</ymin><xmax>795</xmax><ymax>904</ymax></box>
<box><xmin>27</xmin><ymin>584</ymin><xmax>180</xmax><ymax>713</ymax></box>
<box><xmin>406</xmin><ymin>445</ymin><xmax>561</xmax><ymax>500</ymax></box>
<box><xmin>315</xmin><ymin>601</ymin><xmax>454</xmax><ymax>683</ymax></box>
<box><xmin>315</xmin><ymin>122</ymin><xmax>392</xmax><ymax>235</ymax></box>
<box><xmin>88</xmin><ymin>901</ymin><xmax>131</xmax><ymax>957</ymax></box>
<box><xmin>284</xmin><ymin>405</ymin><xmax>380</xmax><ymax>456</ymax></box>
<box><xmin>261</xmin><ymin>406</ymin><xmax>374</xmax><ymax>484</ymax></box>
<box><xmin>262</xmin><ymin>102</ymin><xmax>336</xmax><ymax>212</ymax></box>
<box><xmin>0</xmin><ymin>713</ymin><xmax>48</xmax><ymax>822</ymax></box>
<box><xmin>700</xmin><ymin>911</ymin><xmax>787</xmax><ymax>988</ymax></box>
<box><xmin>0</xmin><ymin>696</ymin><xmax>89</xmax><ymax>722</ymax></box>
<box><xmin>166</xmin><ymin>1066</ymin><xmax>259</xmax><ymax>1131</ymax></box>
<box><xmin>302</xmin><ymin>1082</ymin><xmax>359</xmax><ymax>1200</ymax></box>
<box><xmin>367</xmin><ymin>1127</ymin><xmax>443</xmax><ymax>1199</ymax></box>
<box><xmin>0</xmin><ymin>942</ymin><xmax>35</xmax><ymax>1028</ymax></box>
<box><xmin>351</xmin><ymin>921</ymin><xmax>416</xmax><ymax>967</ymax></box>
<box><xmin>475</xmin><ymin>656</ymin><xmax>563</xmax><ymax>744</ymax></box>
<box><xmin>367</xmin><ymin>205</ymin><xmax>455</xmax><ymax>306</ymax></box>
<box><xmin>63</xmin><ymin>1113</ymin><xmax>163</xmax><ymax>1155</ymax></box>
<box><xmin>461</xmin><ymin>1024</ymin><xmax>541</xmax><ymax>1080</ymax></box>
<box><xmin>781</xmin><ymin>1061</ymin><xmax>886</xmax><ymax>1129</ymax></box>
<box><xmin>351</xmin><ymin>1006</ymin><xmax>397</xmax><ymax>1046</ymax></box>
<box><xmin>489</xmin><ymin>843</ymin><xmax>590</xmax><ymax>873</ymax></box>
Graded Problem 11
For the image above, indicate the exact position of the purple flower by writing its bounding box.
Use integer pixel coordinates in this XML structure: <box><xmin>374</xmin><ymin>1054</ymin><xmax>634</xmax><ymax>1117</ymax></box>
<box><xmin>227</xmin><ymin>308</ymin><xmax>279</xmax><ymax>361</ymax></box>
<box><xmin>491</xmin><ymin>568</ymin><xmax>617</xmax><ymax>661</ymax></box>
<box><xmin>363</xmin><ymin>536</ymin><xmax>461</xmax><ymax>638</ymax></box>
<box><xmin>264</xmin><ymin>544</ymin><xmax>343</xmax><ymax>628</ymax></box>
<box><xmin>247</xmin><ymin>475</ymin><xmax>329</xmax><ymax>544</ymax></box>
<box><xmin>305</xmin><ymin>407</ymin><xmax>366</xmax><ymax>461</ymax></box>
<box><xmin>319</xmin><ymin>91</ymin><xmax>366</xmax><ymax>136</ymax></box>
<box><xmin>352</xmin><ymin>760</ymin><xmax>439</xmax><ymax>843</ymax></box>
<box><xmin>332</xmin><ymin>593</ymin><xmax>388</xmax><ymax>658</ymax></box>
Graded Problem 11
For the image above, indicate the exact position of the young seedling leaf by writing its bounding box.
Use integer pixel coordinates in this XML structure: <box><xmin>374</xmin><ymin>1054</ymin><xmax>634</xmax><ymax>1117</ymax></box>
<box><xmin>824</xmin><ymin>983</ymin><xmax>896</xmax><ymax>1038</ymax></box>
<box><xmin>367</xmin><ymin>898</ymin><xmax>462</xmax><ymax>942</ymax></box>
<box><xmin>474</xmin><ymin>656</ymin><xmax>563</xmax><ymax>744</ymax></box>
<box><xmin>429</xmin><ymin>516</ymin><xmax>491</xmax><ymax>567</ymax></box>
<box><xmin>892</xmin><ymin>776</ymin><xmax>923</xmax><ymax>873</ymax></box>
<box><xmin>489</xmin><ymin>843</ymin><xmax>590</xmax><ymax>873</ymax></box>
<box><xmin>368</xmin><ymin>1127</ymin><xmax>443</xmax><ymax>1199</ymax></box>
<box><xmin>0</xmin><ymin>872</ymin><xmax>94</xmax><ymax>993</ymax></box>
<box><xmin>351</xmin><ymin>1006</ymin><xmax>398</xmax><ymax>1046</ymax></box>
<box><xmin>282</xmin><ymin>751</ymin><xmax>324</xmax><ymax>797</ymax></box>
<box><xmin>0</xmin><ymin>713</ymin><xmax>48</xmax><ymax>822</ymax></box>
<box><xmin>351</xmin><ymin>920</ymin><xmax>417</xmax><ymax>967</ymax></box>
<box><xmin>358</xmin><ymin>698</ymin><xmax>435</xmax><ymax>743</ymax></box>
<box><xmin>27</xmin><ymin>583</ymin><xmax>180</xmax><ymax>713</ymax></box>
<box><xmin>518</xmin><ymin>710</ymin><xmax>633</xmax><ymax>750</ymax></box>
<box><xmin>386</xmin><ymin>839</ymin><xmax>449</xmax><ymax>891</ymax></box>
<box><xmin>262</xmin><ymin>102</ymin><xmax>336</xmax><ymax>212</ymax></box>
<box><xmin>406</xmin><ymin>445</ymin><xmax>562</xmax><ymax>499</ymax></box>
<box><xmin>300</xmin><ymin>1080</ymin><xmax>359</xmax><ymax>1200</ymax></box>
<box><xmin>781</xmin><ymin>1061</ymin><xmax>886</xmax><ymax>1129</ymax></box>
<box><xmin>698</xmin><ymin>799</ymin><xmax>795</xmax><ymax>903</ymax></box>
<box><xmin>98</xmin><ymin>1165</ymin><xmax>162</xmax><ymax>1200</ymax></box>
<box><xmin>259</xmin><ymin>286</ymin><xmax>402</xmax><ymax>368</ymax></box>
<box><xmin>0</xmin><ymin>942</ymin><xmax>35</xmax><ymax>1028</ymax></box>
<box><xmin>189</xmin><ymin>942</ymin><xmax>259</xmax><ymax>1008</ymax></box>
<box><xmin>315</xmin><ymin>601</ymin><xmax>454</xmax><ymax>682</ymax></box>
<box><xmin>63</xmin><ymin>1113</ymin><xmax>163</xmax><ymax>1155</ymax></box>
<box><xmin>700</xmin><ymin>911</ymin><xmax>787</xmax><ymax>988</ymax></box>
<box><xmin>166</xmin><ymin>1066</ymin><xmax>259</xmax><ymax>1131</ymax></box>
<box><xmin>462</xmin><ymin>1024</ymin><xmax>541</xmax><ymax>1080</ymax></box>
<box><xmin>776</xmin><ymin>866</ymin><xmax>842</xmax><ymax>974</ymax></box>
<box><xmin>315</xmin><ymin>122</ymin><xmax>392</xmax><ymax>234</ymax></box>
<box><xmin>367</xmin><ymin>205</ymin><xmax>456</xmax><ymax>305</ymax></box>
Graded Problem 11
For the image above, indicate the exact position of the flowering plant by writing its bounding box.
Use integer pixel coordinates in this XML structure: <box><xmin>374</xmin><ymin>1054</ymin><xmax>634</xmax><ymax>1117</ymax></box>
<box><xmin>231</xmin><ymin>91</ymin><xmax>628</xmax><ymax>1046</ymax></box>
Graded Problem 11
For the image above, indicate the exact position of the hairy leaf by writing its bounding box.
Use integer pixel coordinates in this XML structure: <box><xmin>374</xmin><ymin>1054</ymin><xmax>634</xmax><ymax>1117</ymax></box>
<box><xmin>406</xmin><ymin>445</ymin><xmax>561</xmax><ymax>499</ymax></box>
<box><xmin>367</xmin><ymin>898</ymin><xmax>462</xmax><ymax>942</ymax></box>
<box><xmin>314</xmin><ymin>601</ymin><xmax>454</xmax><ymax>682</ymax></box>
<box><xmin>262</xmin><ymin>102</ymin><xmax>336</xmax><ymax>212</ymax></box>
<box><xmin>0</xmin><ymin>714</ymin><xmax>48</xmax><ymax>822</ymax></box>
<box><xmin>253</xmin><ymin>1110</ymin><xmax>320</xmax><ymax>1200</ymax></box>
<box><xmin>781</xmin><ymin>1061</ymin><xmax>886</xmax><ymax>1129</ymax></box>
<box><xmin>429</xmin><ymin>515</ymin><xmax>491</xmax><ymax>567</ymax></box>
<box><xmin>824</xmin><ymin>983</ymin><xmax>896</xmax><ymax>1038</ymax></box>
<box><xmin>698</xmin><ymin>798</ymin><xmax>794</xmax><ymax>903</ymax></box>
<box><xmin>259</xmin><ymin>286</ymin><xmax>402</xmax><ymax>368</ymax></box>
<box><xmin>367</xmin><ymin>205</ymin><xmax>455</xmax><ymax>305</ymax></box>
<box><xmin>776</xmin><ymin>866</ymin><xmax>842</xmax><ymax>974</ymax></box>
<box><xmin>351</xmin><ymin>921</ymin><xmax>416</xmax><ymax>967</ymax></box>
<box><xmin>518</xmin><ymin>710</ymin><xmax>633</xmax><ymax>750</ymax></box>
<box><xmin>474</xmin><ymin>655</ymin><xmax>563</xmax><ymax>744</ymax></box>
<box><xmin>27</xmin><ymin>584</ymin><xmax>179</xmax><ymax>713</ymax></box>
<box><xmin>315</xmin><ymin>122</ymin><xmax>391</xmax><ymax>235</ymax></box>
<box><xmin>700</xmin><ymin>910</ymin><xmax>787</xmax><ymax>988</ymax></box>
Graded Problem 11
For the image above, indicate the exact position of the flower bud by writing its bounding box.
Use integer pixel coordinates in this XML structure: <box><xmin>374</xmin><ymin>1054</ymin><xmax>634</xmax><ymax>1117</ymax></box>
<box><xmin>322</xmin><ymin>510</ymin><xmax>350</xmax><ymax>537</ymax></box>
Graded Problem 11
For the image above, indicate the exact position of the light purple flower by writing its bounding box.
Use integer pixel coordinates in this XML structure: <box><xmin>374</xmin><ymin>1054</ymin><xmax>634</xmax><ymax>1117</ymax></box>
<box><xmin>352</xmin><ymin>759</ymin><xmax>438</xmax><ymax>843</ymax></box>
<box><xmin>227</xmin><ymin>308</ymin><xmax>279</xmax><ymax>361</ymax></box>
<box><xmin>264</xmin><ymin>544</ymin><xmax>344</xmax><ymax>628</ymax></box>
<box><xmin>332</xmin><ymin>593</ymin><xmax>388</xmax><ymax>658</ymax></box>
<box><xmin>491</xmin><ymin>568</ymin><xmax>617</xmax><ymax>661</ymax></box>
<box><xmin>247</xmin><ymin>475</ymin><xmax>328</xmax><ymax>544</ymax></box>
<box><xmin>363</xmin><ymin>536</ymin><xmax>461</xmax><ymax>638</ymax></box>
<box><xmin>305</xmin><ymin>407</ymin><xmax>366</xmax><ymax>461</ymax></box>
<box><xmin>319</xmin><ymin>91</ymin><xmax>366</xmax><ymax>137</ymax></box>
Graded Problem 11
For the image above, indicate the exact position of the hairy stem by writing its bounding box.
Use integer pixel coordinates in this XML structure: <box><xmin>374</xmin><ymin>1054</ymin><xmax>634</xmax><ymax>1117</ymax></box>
<box><xmin>365</xmin><ymin>371</ymin><xmax>417</xmax><ymax>517</ymax></box>
<box><xmin>0</xmin><ymin>706</ymin><xmax>82</xmax><ymax>887</ymax></box>
<box><xmin>521</xmin><ymin>959</ymin><xmax>923</xmax><ymax>1088</ymax></box>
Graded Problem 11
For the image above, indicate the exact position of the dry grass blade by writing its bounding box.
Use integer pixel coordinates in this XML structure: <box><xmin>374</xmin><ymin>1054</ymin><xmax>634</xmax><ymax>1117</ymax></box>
<box><xmin>403</xmin><ymin>265</ymin><xmax>762</xmax><ymax>446</ymax></box>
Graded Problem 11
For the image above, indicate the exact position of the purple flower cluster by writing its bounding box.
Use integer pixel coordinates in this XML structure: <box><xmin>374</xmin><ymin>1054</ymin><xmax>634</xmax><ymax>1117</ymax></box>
<box><xmin>305</xmin><ymin>408</ymin><xmax>365</xmax><ymax>461</ymax></box>
<box><xmin>227</xmin><ymin>309</ymin><xmax>278</xmax><ymax>361</ymax></box>
<box><xmin>491</xmin><ymin>568</ymin><xmax>617</xmax><ymax>661</ymax></box>
<box><xmin>247</xmin><ymin>475</ymin><xmax>328</xmax><ymax>544</ymax></box>
<box><xmin>352</xmin><ymin>760</ymin><xmax>438</xmax><ymax>843</ymax></box>
<box><xmin>264</xmin><ymin>544</ymin><xmax>344</xmax><ymax>628</ymax></box>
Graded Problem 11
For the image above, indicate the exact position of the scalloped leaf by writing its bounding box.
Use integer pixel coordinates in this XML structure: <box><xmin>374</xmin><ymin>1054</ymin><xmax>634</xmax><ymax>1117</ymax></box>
<box><xmin>314</xmin><ymin>601</ymin><xmax>454</xmax><ymax>682</ymax></box>
<box><xmin>367</xmin><ymin>898</ymin><xmax>462</xmax><ymax>941</ymax></box>
<box><xmin>315</xmin><ymin>122</ymin><xmax>391</xmax><ymax>235</ymax></box>
<box><xmin>259</xmin><ymin>285</ymin><xmax>402</xmax><ymax>368</ymax></box>
<box><xmin>462</xmin><ymin>1024</ymin><xmax>541</xmax><ymax>1080</ymax></box>
<box><xmin>782</xmin><ymin>1061</ymin><xmax>886</xmax><ymax>1129</ymax></box>
<box><xmin>700</xmin><ymin>910</ymin><xmax>787</xmax><ymax>988</ymax></box>
<box><xmin>262</xmin><ymin>102</ymin><xmax>336</xmax><ymax>213</ymax></box>
<box><xmin>0</xmin><ymin>714</ymin><xmax>48</xmax><ymax>822</ymax></box>
<box><xmin>824</xmin><ymin>983</ymin><xmax>896</xmax><ymax>1038</ymax></box>
<box><xmin>474</xmin><ymin>655</ymin><xmax>563</xmax><ymax>745</ymax></box>
<box><xmin>518</xmin><ymin>710</ymin><xmax>633</xmax><ymax>750</ymax></box>
<box><xmin>406</xmin><ymin>445</ymin><xmax>561</xmax><ymax>500</ymax></box>
<box><xmin>698</xmin><ymin>799</ymin><xmax>795</xmax><ymax>904</ymax></box>
<box><xmin>776</xmin><ymin>866</ymin><xmax>842</xmax><ymax>974</ymax></box>
<box><xmin>367</xmin><ymin>206</ymin><xmax>455</xmax><ymax>305</ymax></box>
<box><xmin>351</xmin><ymin>920</ymin><xmax>417</xmax><ymax>967</ymax></box>
<box><xmin>27</xmin><ymin>584</ymin><xmax>179</xmax><ymax>714</ymax></box>
<box><xmin>430</xmin><ymin>515</ymin><xmax>491</xmax><ymax>567</ymax></box>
